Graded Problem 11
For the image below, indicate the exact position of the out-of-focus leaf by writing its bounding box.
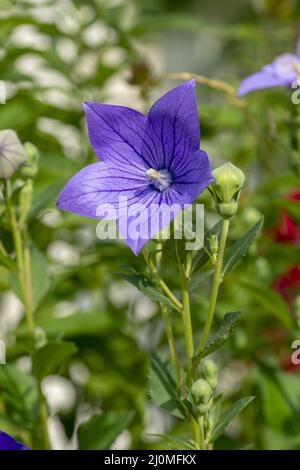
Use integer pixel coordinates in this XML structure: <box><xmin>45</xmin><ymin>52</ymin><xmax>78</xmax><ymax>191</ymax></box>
<box><xmin>193</xmin><ymin>312</ymin><xmax>242</xmax><ymax>366</ymax></box>
<box><xmin>150</xmin><ymin>352</ymin><xmax>186</xmax><ymax>419</ymax></box>
<box><xmin>29</xmin><ymin>181</ymin><xmax>65</xmax><ymax>220</ymax></box>
<box><xmin>149</xmin><ymin>434</ymin><xmax>197</xmax><ymax>450</ymax></box>
<box><xmin>239</xmin><ymin>279</ymin><xmax>293</xmax><ymax>329</ymax></box>
<box><xmin>16</xmin><ymin>312</ymin><xmax>117</xmax><ymax>339</ymax></box>
<box><xmin>210</xmin><ymin>396</ymin><xmax>254</xmax><ymax>442</ymax></box>
<box><xmin>0</xmin><ymin>252</ymin><xmax>17</xmax><ymax>271</ymax></box>
<box><xmin>32</xmin><ymin>340</ymin><xmax>77</xmax><ymax>381</ymax></box>
<box><xmin>223</xmin><ymin>218</ymin><xmax>264</xmax><ymax>275</ymax></box>
<box><xmin>129</xmin><ymin>14</ymin><xmax>206</xmax><ymax>36</ymax></box>
<box><xmin>78</xmin><ymin>410</ymin><xmax>133</xmax><ymax>450</ymax></box>
<box><xmin>0</xmin><ymin>365</ymin><xmax>39</xmax><ymax>430</ymax></box>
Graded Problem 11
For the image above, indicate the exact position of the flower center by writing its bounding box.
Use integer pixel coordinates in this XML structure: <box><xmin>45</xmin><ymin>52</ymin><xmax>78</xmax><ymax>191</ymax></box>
<box><xmin>146</xmin><ymin>168</ymin><xmax>172</xmax><ymax>192</ymax></box>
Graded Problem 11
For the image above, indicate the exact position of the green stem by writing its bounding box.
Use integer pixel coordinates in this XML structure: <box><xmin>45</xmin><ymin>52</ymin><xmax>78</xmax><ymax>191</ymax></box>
<box><xmin>5</xmin><ymin>181</ymin><xmax>34</xmax><ymax>348</ymax></box>
<box><xmin>178</xmin><ymin>261</ymin><xmax>193</xmax><ymax>385</ymax></box>
<box><xmin>5</xmin><ymin>180</ymin><xmax>50</xmax><ymax>450</ymax></box>
<box><xmin>196</xmin><ymin>218</ymin><xmax>229</xmax><ymax>356</ymax></box>
<box><xmin>148</xmin><ymin>256</ymin><xmax>183</xmax><ymax>311</ymax></box>
<box><xmin>38</xmin><ymin>384</ymin><xmax>51</xmax><ymax>450</ymax></box>
<box><xmin>160</xmin><ymin>304</ymin><xmax>181</xmax><ymax>384</ymax></box>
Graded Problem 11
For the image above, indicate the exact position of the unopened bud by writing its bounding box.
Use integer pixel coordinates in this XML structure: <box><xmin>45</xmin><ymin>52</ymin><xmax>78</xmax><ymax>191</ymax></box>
<box><xmin>210</xmin><ymin>162</ymin><xmax>245</xmax><ymax>218</ymax></box>
<box><xmin>0</xmin><ymin>130</ymin><xmax>27</xmax><ymax>179</ymax></box>
<box><xmin>191</xmin><ymin>378</ymin><xmax>212</xmax><ymax>405</ymax></box>
<box><xmin>21</xmin><ymin>142</ymin><xmax>40</xmax><ymax>178</ymax></box>
<box><xmin>202</xmin><ymin>359</ymin><xmax>218</xmax><ymax>389</ymax></box>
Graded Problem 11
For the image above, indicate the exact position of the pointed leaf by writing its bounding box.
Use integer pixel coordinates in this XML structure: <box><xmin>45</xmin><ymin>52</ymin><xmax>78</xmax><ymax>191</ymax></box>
<box><xmin>211</xmin><ymin>396</ymin><xmax>254</xmax><ymax>442</ymax></box>
<box><xmin>193</xmin><ymin>311</ymin><xmax>242</xmax><ymax>366</ymax></box>
<box><xmin>78</xmin><ymin>411</ymin><xmax>133</xmax><ymax>450</ymax></box>
<box><xmin>32</xmin><ymin>340</ymin><xmax>77</xmax><ymax>381</ymax></box>
<box><xmin>239</xmin><ymin>279</ymin><xmax>293</xmax><ymax>329</ymax></box>
<box><xmin>120</xmin><ymin>266</ymin><xmax>179</xmax><ymax>311</ymax></box>
<box><xmin>223</xmin><ymin>218</ymin><xmax>264</xmax><ymax>275</ymax></box>
<box><xmin>150</xmin><ymin>352</ymin><xmax>186</xmax><ymax>419</ymax></box>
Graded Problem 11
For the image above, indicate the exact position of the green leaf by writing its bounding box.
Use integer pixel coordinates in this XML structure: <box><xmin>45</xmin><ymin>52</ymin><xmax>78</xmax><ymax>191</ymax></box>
<box><xmin>239</xmin><ymin>279</ymin><xmax>293</xmax><ymax>329</ymax></box>
<box><xmin>32</xmin><ymin>340</ymin><xmax>77</xmax><ymax>382</ymax></box>
<box><xmin>149</xmin><ymin>434</ymin><xmax>197</xmax><ymax>450</ymax></box>
<box><xmin>223</xmin><ymin>217</ymin><xmax>264</xmax><ymax>275</ymax></box>
<box><xmin>16</xmin><ymin>312</ymin><xmax>117</xmax><ymax>340</ymax></box>
<box><xmin>10</xmin><ymin>245</ymin><xmax>50</xmax><ymax>311</ymax></box>
<box><xmin>0</xmin><ymin>252</ymin><xmax>17</xmax><ymax>271</ymax></box>
<box><xmin>0</xmin><ymin>365</ymin><xmax>39</xmax><ymax>430</ymax></box>
<box><xmin>193</xmin><ymin>312</ymin><xmax>242</xmax><ymax>365</ymax></box>
<box><xmin>29</xmin><ymin>181</ymin><xmax>64</xmax><ymax>220</ymax></box>
<box><xmin>150</xmin><ymin>352</ymin><xmax>186</xmax><ymax>419</ymax></box>
<box><xmin>211</xmin><ymin>396</ymin><xmax>254</xmax><ymax>442</ymax></box>
<box><xmin>78</xmin><ymin>411</ymin><xmax>133</xmax><ymax>450</ymax></box>
<box><xmin>120</xmin><ymin>266</ymin><xmax>178</xmax><ymax>310</ymax></box>
<box><xmin>191</xmin><ymin>220</ymin><xmax>223</xmax><ymax>273</ymax></box>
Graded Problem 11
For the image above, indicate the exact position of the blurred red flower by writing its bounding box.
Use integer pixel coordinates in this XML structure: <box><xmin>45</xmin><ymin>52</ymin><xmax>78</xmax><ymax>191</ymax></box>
<box><xmin>274</xmin><ymin>189</ymin><xmax>300</xmax><ymax>243</ymax></box>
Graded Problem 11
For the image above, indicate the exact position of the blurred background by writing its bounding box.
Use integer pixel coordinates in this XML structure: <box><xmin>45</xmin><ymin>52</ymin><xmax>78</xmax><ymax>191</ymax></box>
<box><xmin>0</xmin><ymin>0</ymin><xmax>300</xmax><ymax>450</ymax></box>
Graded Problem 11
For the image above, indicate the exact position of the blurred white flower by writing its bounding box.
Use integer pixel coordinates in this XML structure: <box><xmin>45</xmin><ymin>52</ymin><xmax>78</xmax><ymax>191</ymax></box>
<box><xmin>42</xmin><ymin>375</ymin><xmax>76</xmax><ymax>413</ymax></box>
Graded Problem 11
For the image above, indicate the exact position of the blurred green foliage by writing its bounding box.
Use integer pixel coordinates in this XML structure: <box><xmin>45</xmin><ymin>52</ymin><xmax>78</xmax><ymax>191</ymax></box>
<box><xmin>0</xmin><ymin>0</ymin><xmax>300</xmax><ymax>450</ymax></box>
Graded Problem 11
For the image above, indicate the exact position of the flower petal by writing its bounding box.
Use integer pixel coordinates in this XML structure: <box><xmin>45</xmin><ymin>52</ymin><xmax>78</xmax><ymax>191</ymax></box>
<box><xmin>57</xmin><ymin>162</ymin><xmax>149</xmax><ymax>219</ymax></box>
<box><xmin>0</xmin><ymin>431</ymin><xmax>30</xmax><ymax>450</ymax></box>
<box><xmin>237</xmin><ymin>70</ymin><xmax>287</xmax><ymax>96</ymax></box>
<box><xmin>118</xmin><ymin>190</ymin><xmax>183</xmax><ymax>255</ymax></box>
<box><xmin>171</xmin><ymin>149</ymin><xmax>214</xmax><ymax>201</ymax></box>
<box><xmin>83</xmin><ymin>102</ymin><xmax>151</xmax><ymax>170</ymax></box>
<box><xmin>145</xmin><ymin>80</ymin><xmax>200</xmax><ymax>170</ymax></box>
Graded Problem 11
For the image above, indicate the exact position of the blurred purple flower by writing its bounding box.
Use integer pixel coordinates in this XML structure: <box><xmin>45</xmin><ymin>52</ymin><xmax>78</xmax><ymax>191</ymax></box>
<box><xmin>57</xmin><ymin>81</ymin><xmax>214</xmax><ymax>254</ymax></box>
<box><xmin>0</xmin><ymin>431</ymin><xmax>30</xmax><ymax>450</ymax></box>
<box><xmin>238</xmin><ymin>39</ymin><xmax>300</xmax><ymax>96</ymax></box>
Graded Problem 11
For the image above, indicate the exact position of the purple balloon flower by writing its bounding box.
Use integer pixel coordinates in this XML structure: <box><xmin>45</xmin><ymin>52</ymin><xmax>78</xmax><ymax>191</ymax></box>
<box><xmin>238</xmin><ymin>40</ymin><xmax>300</xmax><ymax>97</ymax></box>
<box><xmin>57</xmin><ymin>81</ymin><xmax>214</xmax><ymax>254</ymax></box>
<box><xmin>0</xmin><ymin>431</ymin><xmax>30</xmax><ymax>450</ymax></box>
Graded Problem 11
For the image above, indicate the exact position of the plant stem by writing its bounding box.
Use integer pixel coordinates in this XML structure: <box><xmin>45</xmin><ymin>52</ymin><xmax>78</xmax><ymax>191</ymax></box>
<box><xmin>196</xmin><ymin>218</ymin><xmax>229</xmax><ymax>355</ymax></box>
<box><xmin>5</xmin><ymin>181</ymin><xmax>34</xmax><ymax>348</ymax></box>
<box><xmin>148</xmin><ymin>256</ymin><xmax>183</xmax><ymax>311</ymax></box>
<box><xmin>38</xmin><ymin>384</ymin><xmax>51</xmax><ymax>450</ymax></box>
<box><xmin>5</xmin><ymin>180</ymin><xmax>50</xmax><ymax>450</ymax></box>
<box><xmin>160</xmin><ymin>304</ymin><xmax>181</xmax><ymax>384</ymax></box>
<box><xmin>178</xmin><ymin>261</ymin><xmax>194</xmax><ymax>385</ymax></box>
<box><xmin>145</xmin><ymin>251</ymin><xmax>181</xmax><ymax>384</ymax></box>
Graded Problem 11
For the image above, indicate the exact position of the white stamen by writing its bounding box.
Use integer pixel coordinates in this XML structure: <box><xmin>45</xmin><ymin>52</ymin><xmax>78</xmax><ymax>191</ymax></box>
<box><xmin>146</xmin><ymin>168</ymin><xmax>172</xmax><ymax>192</ymax></box>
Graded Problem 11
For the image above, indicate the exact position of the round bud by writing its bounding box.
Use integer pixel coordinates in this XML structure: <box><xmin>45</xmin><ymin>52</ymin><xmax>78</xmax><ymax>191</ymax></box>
<box><xmin>210</xmin><ymin>162</ymin><xmax>245</xmax><ymax>219</ymax></box>
<box><xmin>202</xmin><ymin>359</ymin><xmax>218</xmax><ymax>389</ymax></box>
<box><xmin>191</xmin><ymin>378</ymin><xmax>212</xmax><ymax>405</ymax></box>
<box><xmin>21</xmin><ymin>142</ymin><xmax>40</xmax><ymax>178</ymax></box>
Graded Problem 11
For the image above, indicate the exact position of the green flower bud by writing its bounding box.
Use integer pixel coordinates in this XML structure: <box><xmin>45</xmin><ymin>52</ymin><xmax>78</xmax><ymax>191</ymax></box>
<box><xmin>191</xmin><ymin>378</ymin><xmax>212</xmax><ymax>405</ymax></box>
<box><xmin>210</xmin><ymin>162</ymin><xmax>245</xmax><ymax>219</ymax></box>
<box><xmin>202</xmin><ymin>359</ymin><xmax>218</xmax><ymax>389</ymax></box>
<box><xmin>21</xmin><ymin>142</ymin><xmax>40</xmax><ymax>178</ymax></box>
<box><xmin>0</xmin><ymin>129</ymin><xmax>27</xmax><ymax>180</ymax></box>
